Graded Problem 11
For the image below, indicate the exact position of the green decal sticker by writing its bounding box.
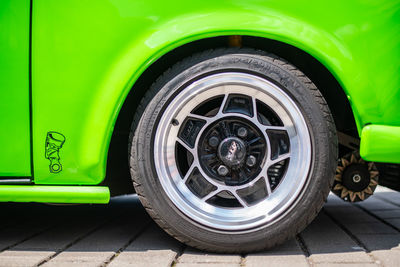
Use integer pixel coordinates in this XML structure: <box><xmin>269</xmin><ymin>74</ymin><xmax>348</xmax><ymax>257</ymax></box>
<box><xmin>45</xmin><ymin>132</ymin><xmax>66</xmax><ymax>173</ymax></box>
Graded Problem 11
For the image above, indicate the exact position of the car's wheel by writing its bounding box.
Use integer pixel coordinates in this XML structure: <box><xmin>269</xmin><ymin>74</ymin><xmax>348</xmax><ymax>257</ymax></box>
<box><xmin>130</xmin><ymin>48</ymin><xmax>337</xmax><ymax>252</ymax></box>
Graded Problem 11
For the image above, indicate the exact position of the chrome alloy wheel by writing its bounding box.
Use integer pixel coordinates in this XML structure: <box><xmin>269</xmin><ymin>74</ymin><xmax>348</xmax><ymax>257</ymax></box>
<box><xmin>154</xmin><ymin>72</ymin><xmax>311</xmax><ymax>231</ymax></box>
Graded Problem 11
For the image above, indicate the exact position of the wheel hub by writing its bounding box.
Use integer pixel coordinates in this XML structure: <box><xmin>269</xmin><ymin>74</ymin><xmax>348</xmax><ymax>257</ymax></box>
<box><xmin>218</xmin><ymin>137</ymin><xmax>246</xmax><ymax>167</ymax></box>
<box><xmin>198</xmin><ymin>117</ymin><xmax>267</xmax><ymax>186</ymax></box>
<box><xmin>342</xmin><ymin>163</ymin><xmax>370</xmax><ymax>192</ymax></box>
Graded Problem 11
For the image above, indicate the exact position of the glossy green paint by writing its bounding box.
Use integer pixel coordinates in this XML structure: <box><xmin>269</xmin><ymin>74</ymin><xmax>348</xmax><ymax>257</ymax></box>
<box><xmin>0</xmin><ymin>185</ymin><xmax>110</xmax><ymax>203</ymax></box>
<box><xmin>28</xmin><ymin>0</ymin><xmax>400</xmax><ymax>185</ymax></box>
<box><xmin>0</xmin><ymin>0</ymin><xmax>31</xmax><ymax>176</ymax></box>
<box><xmin>361</xmin><ymin>125</ymin><xmax>400</xmax><ymax>164</ymax></box>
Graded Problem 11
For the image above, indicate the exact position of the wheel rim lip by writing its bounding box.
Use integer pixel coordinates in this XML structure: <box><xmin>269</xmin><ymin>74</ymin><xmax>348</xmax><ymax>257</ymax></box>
<box><xmin>154</xmin><ymin>72</ymin><xmax>312</xmax><ymax>231</ymax></box>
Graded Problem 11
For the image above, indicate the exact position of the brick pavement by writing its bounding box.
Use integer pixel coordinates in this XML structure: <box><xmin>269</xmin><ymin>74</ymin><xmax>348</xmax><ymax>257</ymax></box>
<box><xmin>0</xmin><ymin>186</ymin><xmax>398</xmax><ymax>267</ymax></box>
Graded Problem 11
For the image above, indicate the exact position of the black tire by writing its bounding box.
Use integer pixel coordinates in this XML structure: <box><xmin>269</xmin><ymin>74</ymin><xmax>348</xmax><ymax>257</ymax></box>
<box><xmin>129</xmin><ymin>48</ymin><xmax>337</xmax><ymax>253</ymax></box>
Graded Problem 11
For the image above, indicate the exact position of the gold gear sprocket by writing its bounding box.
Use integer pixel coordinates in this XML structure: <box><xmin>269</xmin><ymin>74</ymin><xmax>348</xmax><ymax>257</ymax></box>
<box><xmin>332</xmin><ymin>151</ymin><xmax>378</xmax><ymax>202</ymax></box>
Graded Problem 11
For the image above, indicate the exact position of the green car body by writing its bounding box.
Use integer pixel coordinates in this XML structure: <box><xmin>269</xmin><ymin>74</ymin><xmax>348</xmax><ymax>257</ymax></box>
<box><xmin>1</xmin><ymin>0</ymin><xmax>399</xmax><ymax>201</ymax></box>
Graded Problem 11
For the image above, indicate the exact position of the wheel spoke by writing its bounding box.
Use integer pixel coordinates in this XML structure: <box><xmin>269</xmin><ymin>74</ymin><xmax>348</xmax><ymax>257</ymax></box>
<box><xmin>268</xmin><ymin>153</ymin><xmax>290</xmax><ymax>167</ymax></box>
<box><xmin>264</xmin><ymin>176</ymin><xmax>272</xmax><ymax>195</ymax></box>
<box><xmin>201</xmin><ymin>189</ymin><xmax>220</xmax><ymax>201</ymax></box>
<box><xmin>182</xmin><ymin>163</ymin><xmax>196</xmax><ymax>183</ymax></box>
<box><xmin>245</xmin><ymin>173</ymin><xmax>264</xmax><ymax>188</ymax></box>
<box><xmin>262</xmin><ymin>125</ymin><xmax>287</xmax><ymax>132</ymax></box>
<box><xmin>252</xmin><ymin>96</ymin><xmax>258</xmax><ymax>119</ymax></box>
<box><xmin>176</xmin><ymin>138</ymin><xmax>195</xmax><ymax>154</ymax></box>
<box><xmin>217</xmin><ymin>94</ymin><xmax>229</xmax><ymax>115</ymax></box>
<box><xmin>188</xmin><ymin>113</ymin><xmax>212</xmax><ymax>123</ymax></box>
<box><xmin>231</xmin><ymin>190</ymin><xmax>249</xmax><ymax>207</ymax></box>
<box><xmin>247</xmin><ymin>136</ymin><xmax>262</xmax><ymax>145</ymax></box>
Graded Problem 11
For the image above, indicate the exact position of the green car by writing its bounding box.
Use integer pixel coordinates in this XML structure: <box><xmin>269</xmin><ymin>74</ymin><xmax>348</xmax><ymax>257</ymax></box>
<box><xmin>1</xmin><ymin>0</ymin><xmax>400</xmax><ymax>252</ymax></box>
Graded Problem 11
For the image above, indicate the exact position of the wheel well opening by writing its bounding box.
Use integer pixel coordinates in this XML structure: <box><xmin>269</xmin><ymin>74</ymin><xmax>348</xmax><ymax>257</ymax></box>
<box><xmin>104</xmin><ymin>35</ymin><xmax>357</xmax><ymax>196</ymax></box>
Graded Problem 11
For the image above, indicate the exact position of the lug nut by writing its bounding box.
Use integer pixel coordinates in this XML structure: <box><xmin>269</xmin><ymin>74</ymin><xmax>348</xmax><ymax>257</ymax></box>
<box><xmin>217</xmin><ymin>165</ymin><xmax>229</xmax><ymax>176</ymax></box>
<box><xmin>237</xmin><ymin>127</ymin><xmax>248</xmax><ymax>138</ymax></box>
<box><xmin>246</xmin><ymin>155</ymin><xmax>256</xmax><ymax>167</ymax></box>
<box><xmin>208</xmin><ymin>136</ymin><xmax>219</xmax><ymax>147</ymax></box>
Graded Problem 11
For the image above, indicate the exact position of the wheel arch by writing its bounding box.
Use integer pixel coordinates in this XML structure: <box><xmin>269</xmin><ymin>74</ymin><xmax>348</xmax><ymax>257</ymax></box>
<box><xmin>105</xmin><ymin>34</ymin><xmax>357</xmax><ymax>195</ymax></box>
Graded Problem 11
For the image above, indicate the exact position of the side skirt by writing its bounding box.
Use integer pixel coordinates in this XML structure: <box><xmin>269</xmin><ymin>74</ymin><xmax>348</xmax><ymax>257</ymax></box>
<box><xmin>0</xmin><ymin>185</ymin><xmax>110</xmax><ymax>204</ymax></box>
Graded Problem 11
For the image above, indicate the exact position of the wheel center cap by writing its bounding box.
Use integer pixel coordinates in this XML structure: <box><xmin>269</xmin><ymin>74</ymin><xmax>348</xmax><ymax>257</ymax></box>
<box><xmin>218</xmin><ymin>137</ymin><xmax>246</xmax><ymax>167</ymax></box>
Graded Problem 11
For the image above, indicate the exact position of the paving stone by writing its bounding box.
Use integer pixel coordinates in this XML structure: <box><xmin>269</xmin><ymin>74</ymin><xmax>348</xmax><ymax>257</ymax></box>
<box><xmin>301</xmin><ymin>213</ymin><xmax>372</xmax><ymax>263</ymax></box>
<box><xmin>371</xmin><ymin>210</ymin><xmax>400</xmax><ymax>219</ymax></box>
<box><xmin>246</xmin><ymin>239</ymin><xmax>308</xmax><ymax>267</ymax></box>
<box><xmin>370</xmin><ymin>249</ymin><xmax>400</xmax><ymax>267</ymax></box>
<box><xmin>0</xmin><ymin>221</ymin><xmax>96</xmax><ymax>267</ymax></box>
<box><xmin>375</xmin><ymin>190</ymin><xmax>400</xmax><ymax>207</ymax></box>
<box><xmin>246</xmin><ymin>255</ymin><xmax>308</xmax><ymax>267</ymax></box>
<box><xmin>0</xmin><ymin>191</ymin><xmax>398</xmax><ymax>266</ymax></box>
<box><xmin>343</xmin><ymin>222</ymin><xmax>398</xmax><ymax>235</ymax></box>
<box><xmin>325</xmin><ymin>199</ymin><xmax>400</xmax><ymax>251</ymax></box>
<box><xmin>0</xmin><ymin>220</ymin><xmax>50</xmax><ymax>251</ymax></box>
<box><xmin>324</xmin><ymin>207</ymin><xmax>380</xmax><ymax>224</ymax></box>
<box><xmin>176</xmin><ymin>263</ymin><xmax>240</xmax><ymax>267</ymax></box>
<box><xmin>310</xmin><ymin>252</ymin><xmax>374</xmax><ymax>264</ymax></box>
<box><xmin>43</xmin><ymin>214</ymin><xmax>149</xmax><ymax>267</ymax></box>
<box><xmin>374</xmin><ymin>186</ymin><xmax>395</xmax><ymax>193</ymax></box>
<box><xmin>314</xmin><ymin>263</ymin><xmax>377</xmax><ymax>267</ymax></box>
<box><xmin>385</xmin><ymin>218</ymin><xmax>400</xmax><ymax>229</ymax></box>
<box><xmin>178</xmin><ymin>248</ymin><xmax>241</xmax><ymax>264</ymax></box>
<box><xmin>356</xmin><ymin>198</ymin><xmax>398</xmax><ymax>211</ymax></box>
<box><xmin>108</xmin><ymin>223</ymin><xmax>180</xmax><ymax>267</ymax></box>
<box><xmin>356</xmin><ymin>234</ymin><xmax>400</xmax><ymax>252</ymax></box>
<box><xmin>0</xmin><ymin>251</ymin><xmax>54</xmax><ymax>267</ymax></box>
<box><xmin>324</xmin><ymin>197</ymin><xmax>380</xmax><ymax>224</ymax></box>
